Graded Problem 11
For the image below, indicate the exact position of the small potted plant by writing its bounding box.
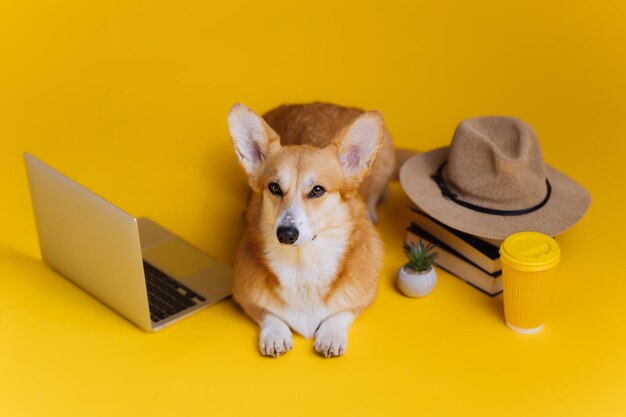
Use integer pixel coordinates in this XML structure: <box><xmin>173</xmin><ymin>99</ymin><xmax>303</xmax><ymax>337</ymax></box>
<box><xmin>397</xmin><ymin>240</ymin><xmax>438</xmax><ymax>297</ymax></box>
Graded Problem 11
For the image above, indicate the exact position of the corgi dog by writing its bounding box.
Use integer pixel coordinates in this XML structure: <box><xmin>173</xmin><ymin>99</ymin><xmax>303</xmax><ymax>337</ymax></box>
<box><xmin>228</xmin><ymin>102</ymin><xmax>395</xmax><ymax>358</ymax></box>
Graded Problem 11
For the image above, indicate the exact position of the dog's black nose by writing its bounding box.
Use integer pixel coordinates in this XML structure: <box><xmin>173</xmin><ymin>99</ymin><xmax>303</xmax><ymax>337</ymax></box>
<box><xmin>276</xmin><ymin>226</ymin><xmax>299</xmax><ymax>245</ymax></box>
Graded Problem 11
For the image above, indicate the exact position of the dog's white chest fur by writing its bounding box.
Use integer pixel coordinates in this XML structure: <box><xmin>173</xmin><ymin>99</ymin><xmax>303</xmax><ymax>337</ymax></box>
<box><xmin>265</xmin><ymin>234</ymin><xmax>348</xmax><ymax>339</ymax></box>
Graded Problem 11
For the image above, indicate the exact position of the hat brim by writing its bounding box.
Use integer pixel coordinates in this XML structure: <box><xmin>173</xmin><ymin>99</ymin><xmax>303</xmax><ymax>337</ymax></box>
<box><xmin>399</xmin><ymin>147</ymin><xmax>591</xmax><ymax>240</ymax></box>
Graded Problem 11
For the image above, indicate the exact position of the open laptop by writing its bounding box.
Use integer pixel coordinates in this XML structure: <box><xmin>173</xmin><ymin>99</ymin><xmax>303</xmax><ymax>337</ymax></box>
<box><xmin>24</xmin><ymin>153</ymin><xmax>233</xmax><ymax>332</ymax></box>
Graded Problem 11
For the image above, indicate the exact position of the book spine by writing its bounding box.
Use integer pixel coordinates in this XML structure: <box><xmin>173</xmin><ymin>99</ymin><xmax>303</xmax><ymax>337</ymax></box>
<box><xmin>406</xmin><ymin>231</ymin><xmax>502</xmax><ymax>296</ymax></box>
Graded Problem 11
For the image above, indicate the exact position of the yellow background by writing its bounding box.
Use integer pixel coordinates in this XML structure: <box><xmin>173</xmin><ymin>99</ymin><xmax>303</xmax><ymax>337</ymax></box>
<box><xmin>1</xmin><ymin>0</ymin><xmax>625</xmax><ymax>416</ymax></box>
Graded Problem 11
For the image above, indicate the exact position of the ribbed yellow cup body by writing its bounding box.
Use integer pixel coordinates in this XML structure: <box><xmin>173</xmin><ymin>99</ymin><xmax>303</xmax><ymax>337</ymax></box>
<box><xmin>500</xmin><ymin>232</ymin><xmax>561</xmax><ymax>333</ymax></box>
<box><xmin>502</xmin><ymin>263</ymin><xmax>557</xmax><ymax>330</ymax></box>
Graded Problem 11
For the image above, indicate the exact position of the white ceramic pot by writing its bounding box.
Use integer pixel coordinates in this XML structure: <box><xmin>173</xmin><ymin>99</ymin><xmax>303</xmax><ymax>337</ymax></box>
<box><xmin>397</xmin><ymin>265</ymin><xmax>437</xmax><ymax>297</ymax></box>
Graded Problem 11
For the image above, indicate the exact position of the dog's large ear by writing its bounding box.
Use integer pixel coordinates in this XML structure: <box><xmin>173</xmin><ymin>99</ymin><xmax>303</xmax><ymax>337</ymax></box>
<box><xmin>228</xmin><ymin>103</ymin><xmax>280</xmax><ymax>177</ymax></box>
<box><xmin>336</xmin><ymin>111</ymin><xmax>385</xmax><ymax>183</ymax></box>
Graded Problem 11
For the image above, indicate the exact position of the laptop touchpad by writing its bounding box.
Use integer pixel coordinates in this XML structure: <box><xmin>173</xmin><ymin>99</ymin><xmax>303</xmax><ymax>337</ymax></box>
<box><xmin>142</xmin><ymin>238</ymin><xmax>216</xmax><ymax>279</ymax></box>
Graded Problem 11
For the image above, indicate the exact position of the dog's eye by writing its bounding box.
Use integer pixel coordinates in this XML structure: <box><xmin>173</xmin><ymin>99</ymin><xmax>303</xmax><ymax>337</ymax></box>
<box><xmin>268</xmin><ymin>182</ymin><xmax>283</xmax><ymax>196</ymax></box>
<box><xmin>308</xmin><ymin>185</ymin><xmax>326</xmax><ymax>198</ymax></box>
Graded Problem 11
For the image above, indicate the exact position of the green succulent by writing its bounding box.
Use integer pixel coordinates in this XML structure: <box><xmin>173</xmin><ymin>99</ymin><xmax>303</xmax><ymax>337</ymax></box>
<box><xmin>403</xmin><ymin>240</ymin><xmax>438</xmax><ymax>273</ymax></box>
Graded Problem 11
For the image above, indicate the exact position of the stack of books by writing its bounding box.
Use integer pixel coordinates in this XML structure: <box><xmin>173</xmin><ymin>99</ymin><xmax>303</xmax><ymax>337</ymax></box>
<box><xmin>405</xmin><ymin>207</ymin><xmax>504</xmax><ymax>296</ymax></box>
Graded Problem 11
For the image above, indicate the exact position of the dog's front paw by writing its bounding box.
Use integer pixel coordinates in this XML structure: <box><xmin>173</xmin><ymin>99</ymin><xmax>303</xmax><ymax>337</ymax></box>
<box><xmin>259</xmin><ymin>319</ymin><xmax>293</xmax><ymax>358</ymax></box>
<box><xmin>314</xmin><ymin>327</ymin><xmax>347</xmax><ymax>358</ymax></box>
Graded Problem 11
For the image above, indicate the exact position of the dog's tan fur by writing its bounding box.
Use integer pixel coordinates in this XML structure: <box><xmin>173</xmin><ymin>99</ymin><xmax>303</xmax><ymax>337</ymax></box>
<box><xmin>228</xmin><ymin>102</ymin><xmax>394</xmax><ymax>358</ymax></box>
<box><xmin>263</xmin><ymin>103</ymin><xmax>395</xmax><ymax>222</ymax></box>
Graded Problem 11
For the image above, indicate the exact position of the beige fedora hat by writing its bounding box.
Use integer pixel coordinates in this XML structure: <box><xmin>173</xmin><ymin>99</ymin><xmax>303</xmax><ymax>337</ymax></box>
<box><xmin>400</xmin><ymin>117</ymin><xmax>591</xmax><ymax>240</ymax></box>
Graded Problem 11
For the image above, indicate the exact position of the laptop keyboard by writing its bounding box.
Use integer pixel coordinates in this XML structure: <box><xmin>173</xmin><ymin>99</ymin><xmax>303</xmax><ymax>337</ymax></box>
<box><xmin>143</xmin><ymin>261</ymin><xmax>206</xmax><ymax>323</ymax></box>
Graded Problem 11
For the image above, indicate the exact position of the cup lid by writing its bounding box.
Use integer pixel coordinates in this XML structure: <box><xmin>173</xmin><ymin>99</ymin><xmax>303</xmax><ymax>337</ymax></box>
<box><xmin>500</xmin><ymin>232</ymin><xmax>561</xmax><ymax>272</ymax></box>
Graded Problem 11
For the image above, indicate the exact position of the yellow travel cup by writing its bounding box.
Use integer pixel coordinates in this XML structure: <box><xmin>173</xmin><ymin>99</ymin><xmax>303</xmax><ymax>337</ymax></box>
<box><xmin>499</xmin><ymin>232</ymin><xmax>561</xmax><ymax>334</ymax></box>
